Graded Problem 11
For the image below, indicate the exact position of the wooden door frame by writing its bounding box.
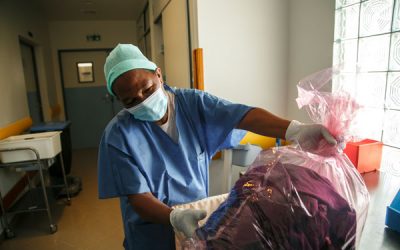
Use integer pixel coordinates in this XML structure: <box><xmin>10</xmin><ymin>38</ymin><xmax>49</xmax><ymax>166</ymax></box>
<box><xmin>19</xmin><ymin>39</ymin><xmax>44</xmax><ymax>122</ymax></box>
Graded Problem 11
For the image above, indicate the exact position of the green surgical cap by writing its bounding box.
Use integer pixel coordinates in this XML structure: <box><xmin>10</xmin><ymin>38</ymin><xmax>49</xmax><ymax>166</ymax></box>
<box><xmin>104</xmin><ymin>44</ymin><xmax>157</xmax><ymax>96</ymax></box>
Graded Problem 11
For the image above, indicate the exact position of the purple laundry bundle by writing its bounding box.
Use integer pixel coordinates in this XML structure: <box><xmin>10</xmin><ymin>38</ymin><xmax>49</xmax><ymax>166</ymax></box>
<box><xmin>195</xmin><ymin>161</ymin><xmax>357</xmax><ymax>249</ymax></box>
<box><xmin>181</xmin><ymin>68</ymin><xmax>369</xmax><ymax>250</ymax></box>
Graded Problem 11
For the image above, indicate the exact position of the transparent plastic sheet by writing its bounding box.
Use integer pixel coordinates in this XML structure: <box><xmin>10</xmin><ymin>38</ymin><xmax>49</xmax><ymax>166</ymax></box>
<box><xmin>180</xmin><ymin>68</ymin><xmax>369</xmax><ymax>250</ymax></box>
<box><xmin>173</xmin><ymin>194</ymin><xmax>229</xmax><ymax>250</ymax></box>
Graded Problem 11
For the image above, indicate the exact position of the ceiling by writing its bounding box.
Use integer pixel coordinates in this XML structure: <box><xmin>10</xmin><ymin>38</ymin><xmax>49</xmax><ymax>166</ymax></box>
<box><xmin>37</xmin><ymin>0</ymin><xmax>148</xmax><ymax>21</ymax></box>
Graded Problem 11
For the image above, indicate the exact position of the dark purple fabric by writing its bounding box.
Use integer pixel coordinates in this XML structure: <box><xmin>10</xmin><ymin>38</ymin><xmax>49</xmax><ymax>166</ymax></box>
<box><xmin>196</xmin><ymin>162</ymin><xmax>356</xmax><ymax>250</ymax></box>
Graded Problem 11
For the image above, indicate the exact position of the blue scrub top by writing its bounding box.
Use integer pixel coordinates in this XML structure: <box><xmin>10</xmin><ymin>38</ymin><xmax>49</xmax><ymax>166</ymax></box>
<box><xmin>98</xmin><ymin>85</ymin><xmax>252</xmax><ymax>250</ymax></box>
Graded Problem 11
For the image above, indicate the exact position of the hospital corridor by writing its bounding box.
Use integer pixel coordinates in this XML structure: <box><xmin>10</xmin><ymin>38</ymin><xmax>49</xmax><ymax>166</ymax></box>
<box><xmin>0</xmin><ymin>148</ymin><xmax>125</xmax><ymax>249</ymax></box>
<box><xmin>1</xmin><ymin>0</ymin><xmax>400</xmax><ymax>250</ymax></box>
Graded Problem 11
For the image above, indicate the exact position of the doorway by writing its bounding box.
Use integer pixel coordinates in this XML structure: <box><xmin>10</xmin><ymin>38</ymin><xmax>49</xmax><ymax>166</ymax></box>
<box><xmin>59</xmin><ymin>49</ymin><xmax>122</xmax><ymax>149</ymax></box>
<box><xmin>19</xmin><ymin>40</ymin><xmax>43</xmax><ymax>124</ymax></box>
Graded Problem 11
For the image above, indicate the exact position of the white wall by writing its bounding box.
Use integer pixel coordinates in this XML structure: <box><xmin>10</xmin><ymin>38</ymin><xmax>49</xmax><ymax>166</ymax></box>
<box><xmin>194</xmin><ymin>0</ymin><xmax>335</xmax><ymax>195</ymax></box>
<box><xmin>0</xmin><ymin>0</ymin><xmax>55</xmax><ymax>199</ymax></box>
<box><xmin>194</xmin><ymin>0</ymin><xmax>335</xmax><ymax>121</ymax></box>
<box><xmin>196</xmin><ymin>0</ymin><xmax>290</xmax><ymax>116</ymax></box>
<box><xmin>0</xmin><ymin>0</ymin><xmax>55</xmax><ymax>127</ymax></box>
<box><xmin>161</xmin><ymin>0</ymin><xmax>191</xmax><ymax>88</ymax></box>
<box><xmin>48</xmin><ymin>21</ymin><xmax>137</xmax><ymax>120</ymax></box>
<box><xmin>287</xmin><ymin>0</ymin><xmax>335</xmax><ymax>122</ymax></box>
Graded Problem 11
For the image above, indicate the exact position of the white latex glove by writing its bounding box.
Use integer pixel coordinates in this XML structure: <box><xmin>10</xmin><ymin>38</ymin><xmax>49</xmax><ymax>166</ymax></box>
<box><xmin>170</xmin><ymin>208</ymin><xmax>207</xmax><ymax>238</ymax></box>
<box><xmin>285</xmin><ymin>120</ymin><xmax>337</xmax><ymax>150</ymax></box>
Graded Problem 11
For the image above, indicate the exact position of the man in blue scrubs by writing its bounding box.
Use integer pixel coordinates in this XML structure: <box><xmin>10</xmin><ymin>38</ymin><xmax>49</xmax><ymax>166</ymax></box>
<box><xmin>98</xmin><ymin>44</ymin><xmax>337</xmax><ymax>250</ymax></box>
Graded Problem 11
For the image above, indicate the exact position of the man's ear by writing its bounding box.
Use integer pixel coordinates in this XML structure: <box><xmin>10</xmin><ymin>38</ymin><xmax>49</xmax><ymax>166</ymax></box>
<box><xmin>155</xmin><ymin>68</ymin><xmax>163</xmax><ymax>82</ymax></box>
<box><xmin>111</xmin><ymin>83</ymin><xmax>122</xmax><ymax>101</ymax></box>
<box><xmin>111</xmin><ymin>85</ymin><xmax>119</xmax><ymax>100</ymax></box>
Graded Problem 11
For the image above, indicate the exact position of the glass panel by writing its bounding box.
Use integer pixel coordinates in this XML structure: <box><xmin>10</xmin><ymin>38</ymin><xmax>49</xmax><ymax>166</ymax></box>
<box><xmin>380</xmin><ymin>146</ymin><xmax>400</xmax><ymax>175</ymax></box>
<box><xmin>383</xmin><ymin>110</ymin><xmax>400</xmax><ymax>147</ymax></box>
<box><xmin>335</xmin><ymin>10</ymin><xmax>341</xmax><ymax>40</ymax></box>
<box><xmin>77</xmin><ymin>62</ymin><xmax>94</xmax><ymax>83</ymax></box>
<box><xmin>334</xmin><ymin>5</ymin><xmax>360</xmax><ymax>41</ymax></box>
<box><xmin>355</xmin><ymin>73</ymin><xmax>386</xmax><ymax>108</ymax></box>
<box><xmin>358</xmin><ymin>34</ymin><xmax>390</xmax><ymax>71</ymax></box>
<box><xmin>336</xmin><ymin>0</ymin><xmax>361</xmax><ymax>9</ymax></box>
<box><xmin>353</xmin><ymin>107</ymin><xmax>384</xmax><ymax>140</ymax></box>
<box><xmin>386</xmin><ymin>72</ymin><xmax>400</xmax><ymax>109</ymax></box>
<box><xmin>360</xmin><ymin>0</ymin><xmax>394</xmax><ymax>37</ymax></box>
<box><xmin>393</xmin><ymin>0</ymin><xmax>400</xmax><ymax>31</ymax></box>
<box><xmin>333</xmin><ymin>39</ymin><xmax>358</xmax><ymax>71</ymax></box>
<box><xmin>332</xmin><ymin>72</ymin><xmax>357</xmax><ymax>95</ymax></box>
<box><xmin>389</xmin><ymin>32</ymin><xmax>400</xmax><ymax>70</ymax></box>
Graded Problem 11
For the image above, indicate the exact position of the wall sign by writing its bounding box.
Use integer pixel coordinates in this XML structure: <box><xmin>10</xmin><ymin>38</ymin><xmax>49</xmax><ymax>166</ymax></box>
<box><xmin>77</xmin><ymin>62</ymin><xmax>94</xmax><ymax>83</ymax></box>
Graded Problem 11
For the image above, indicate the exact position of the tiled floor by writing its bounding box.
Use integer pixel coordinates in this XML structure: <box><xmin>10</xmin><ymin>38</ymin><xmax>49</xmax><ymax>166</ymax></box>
<box><xmin>0</xmin><ymin>148</ymin><xmax>124</xmax><ymax>250</ymax></box>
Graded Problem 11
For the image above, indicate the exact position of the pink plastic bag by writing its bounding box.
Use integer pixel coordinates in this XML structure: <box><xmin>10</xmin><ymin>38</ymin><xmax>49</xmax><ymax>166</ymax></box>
<box><xmin>182</xmin><ymin>68</ymin><xmax>369</xmax><ymax>249</ymax></box>
<box><xmin>291</xmin><ymin>67</ymin><xmax>370</xmax><ymax>247</ymax></box>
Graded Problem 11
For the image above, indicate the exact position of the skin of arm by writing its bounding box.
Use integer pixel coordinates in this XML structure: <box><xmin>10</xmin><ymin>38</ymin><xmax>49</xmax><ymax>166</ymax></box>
<box><xmin>236</xmin><ymin>107</ymin><xmax>291</xmax><ymax>139</ymax></box>
<box><xmin>128</xmin><ymin>192</ymin><xmax>173</xmax><ymax>225</ymax></box>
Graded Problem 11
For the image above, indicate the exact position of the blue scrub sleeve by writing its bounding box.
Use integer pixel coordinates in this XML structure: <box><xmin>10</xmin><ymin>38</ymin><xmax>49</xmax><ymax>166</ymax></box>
<box><xmin>197</xmin><ymin>91</ymin><xmax>252</xmax><ymax>156</ymax></box>
<box><xmin>98</xmin><ymin>135</ymin><xmax>151</xmax><ymax>199</ymax></box>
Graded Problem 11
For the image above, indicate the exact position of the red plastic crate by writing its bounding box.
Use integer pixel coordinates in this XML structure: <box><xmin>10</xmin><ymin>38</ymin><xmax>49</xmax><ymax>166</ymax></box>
<box><xmin>343</xmin><ymin>139</ymin><xmax>383</xmax><ymax>173</ymax></box>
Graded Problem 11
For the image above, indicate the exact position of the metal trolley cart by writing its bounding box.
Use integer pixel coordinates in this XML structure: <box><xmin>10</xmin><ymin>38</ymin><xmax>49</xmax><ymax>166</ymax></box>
<box><xmin>0</xmin><ymin>132</ymin><xmax>71</xmax><ymax>238</ymax></box>
<box><xmin>30</xmin><ymin>121</ymin><xmax>82</xmax><ymax>197</ymax></box>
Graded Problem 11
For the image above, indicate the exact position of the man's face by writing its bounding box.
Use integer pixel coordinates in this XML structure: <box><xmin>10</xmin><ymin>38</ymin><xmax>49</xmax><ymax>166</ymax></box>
<box><xmin>113</xmin><ymin>68</ymin><xmax>164</xmax><ymax>109</ymax></box>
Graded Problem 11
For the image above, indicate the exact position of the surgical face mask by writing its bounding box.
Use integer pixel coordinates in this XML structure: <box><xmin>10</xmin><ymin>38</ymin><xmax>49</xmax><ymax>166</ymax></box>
<box><xmin>126</xmin><ymin>87</ymin><xmax>168</xmax><ymax>121</ymax></box>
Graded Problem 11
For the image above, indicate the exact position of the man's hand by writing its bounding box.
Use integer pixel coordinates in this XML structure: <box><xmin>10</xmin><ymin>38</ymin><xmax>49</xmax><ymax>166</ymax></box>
<box><xmin>285</xmin><ymin>120</ymin><xmax>337</xmax><ymax>150</ymax></box>
<box><xmin>170</xmin><ymin>208</ymin><xmax>207</xmax><ymax>238</ymax></box>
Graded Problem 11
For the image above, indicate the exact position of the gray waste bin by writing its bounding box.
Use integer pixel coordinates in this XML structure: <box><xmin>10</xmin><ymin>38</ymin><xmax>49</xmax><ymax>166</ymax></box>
<box><xmin>232</xmin><ymin>143</ymin><xmax>262</xmax><ymax>167</ymax></box>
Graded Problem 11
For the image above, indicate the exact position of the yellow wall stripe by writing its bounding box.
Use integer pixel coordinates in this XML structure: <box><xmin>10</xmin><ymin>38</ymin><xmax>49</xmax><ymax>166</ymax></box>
<box><xmin>0</xmin><ymin>117</ymin><xmax>33</xmax><ymax>140</ymax></box>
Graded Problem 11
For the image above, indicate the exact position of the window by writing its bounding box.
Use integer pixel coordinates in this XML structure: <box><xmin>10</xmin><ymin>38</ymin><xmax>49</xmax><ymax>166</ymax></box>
<box><xmin>77</xmin><ymin>62</ymin><xmax>94</xmax><ymax>83</ymax></box>
<box><xmin>334</xmin><ymin>0</ymin><xmax>400</xmax><ymax>174</ymax></box>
